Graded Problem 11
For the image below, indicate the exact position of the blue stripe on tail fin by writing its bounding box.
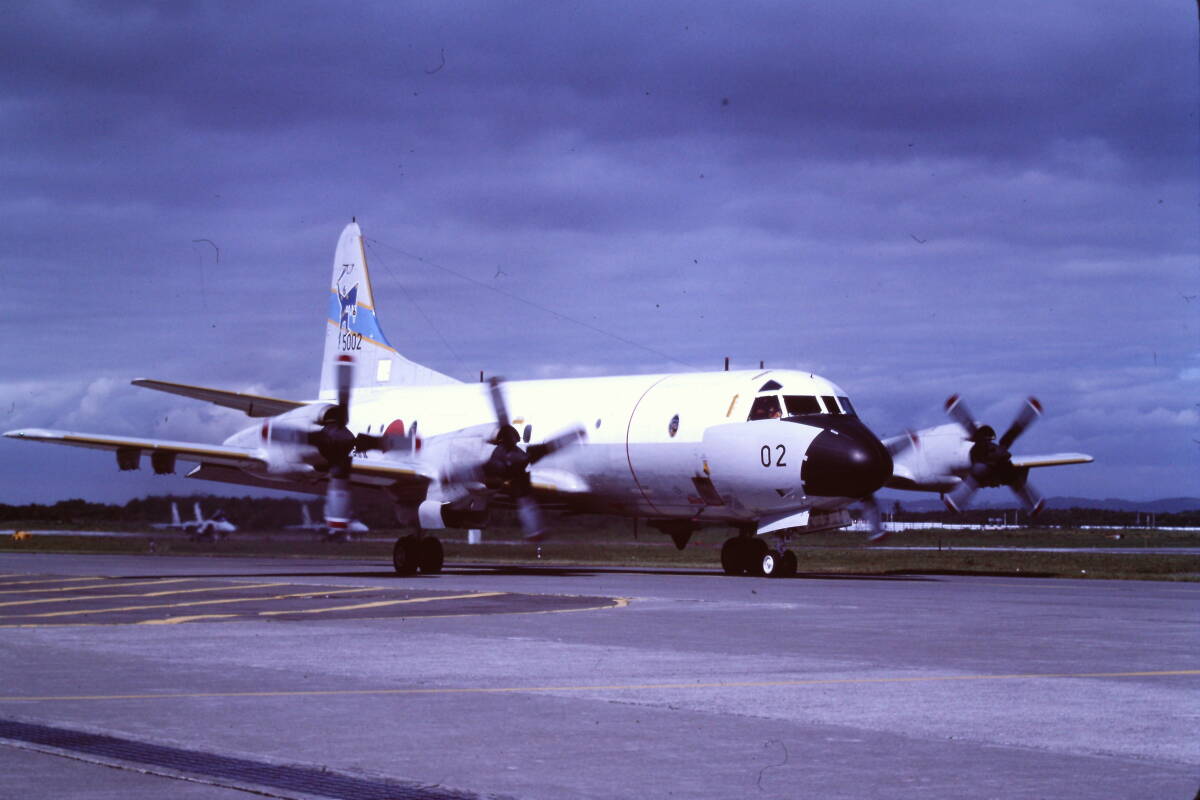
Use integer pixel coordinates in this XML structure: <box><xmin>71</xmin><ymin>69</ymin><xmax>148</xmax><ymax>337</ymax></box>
<box><xmin>319</xmin><ymin>222</ymin><xmax>459</xmax><ymax>399</ymax></box>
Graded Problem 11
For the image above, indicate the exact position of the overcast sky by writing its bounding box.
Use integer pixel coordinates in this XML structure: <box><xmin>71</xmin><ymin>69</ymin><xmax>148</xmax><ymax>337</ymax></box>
<box><xmin>1</xmin><ymin>1</ymin><xmax>1196</xmax><ymax>505</ymax></box>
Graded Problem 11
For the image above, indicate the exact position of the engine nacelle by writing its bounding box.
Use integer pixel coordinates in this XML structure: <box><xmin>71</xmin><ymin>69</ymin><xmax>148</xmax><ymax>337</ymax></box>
<box><xmin>888</xmin><ymin>423</ymin><xmax>971</xmax><ymax>492</ymax></box>
<box><xmin>417</xmin><ymin>498</ymin><xmax>490</xmax><ymax>530</ymax></box>
<box><xmin>222</xmin><ymin>403</ymin><xmax>338</xmax><ymax>481</ymax></box>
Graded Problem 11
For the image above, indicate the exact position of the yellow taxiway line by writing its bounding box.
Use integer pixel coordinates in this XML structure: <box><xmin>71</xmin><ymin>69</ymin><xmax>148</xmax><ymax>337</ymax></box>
<box><xmin>0</xmin><ymin>582</ymin><xmax>289</xmax><ymax>609</ymax></box>
<box><xmin>257</xmin><ymin>591</ymin><xmax>506</xmax><ymax>616</ymax></box>
<box><xmin>0</xmin><ymin>586</ymin><xmax>387</xmax><ymax>620</ymax></box>
<box><xmin>0</xmin><ymin>576</ymin><xmax>100</xmax><ymax>588</ymax></box>
<box><xmin>139</xmin><ymin>591</ymin><xmax>508</xmax><ymax>624</ymax></box>
<box><xmin>0</xmin><ymin>578</ymin><xmax>204</xmax><ymax>596</ymax></box>
<box><xmin>0</xmin><ymin>670</ymin><xmax>1194</xmax><ymax>704</ymax></box>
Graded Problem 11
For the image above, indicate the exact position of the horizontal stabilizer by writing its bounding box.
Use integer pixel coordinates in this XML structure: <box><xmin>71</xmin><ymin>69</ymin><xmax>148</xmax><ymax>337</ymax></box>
<box><xmin>1011</xmin><ymin>453</ymin><xmax>1094</xmax><ymax>469</ymax></box>
<box><xmin>132</xmin><ymin>379</ymin><xmax>306</xmax><ymax>417</ymax></box>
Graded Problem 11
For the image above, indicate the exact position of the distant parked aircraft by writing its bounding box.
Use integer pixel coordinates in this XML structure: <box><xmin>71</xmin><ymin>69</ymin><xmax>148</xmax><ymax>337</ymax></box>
<box><xmin>152</xmin><ymin>501</ymin><xmax>236</xmax><ymax>540</ymax></box>
<box><xmin>286</xmin><ymin>504</ymin><xmax>368</xmax><ymax>535</ymax></box>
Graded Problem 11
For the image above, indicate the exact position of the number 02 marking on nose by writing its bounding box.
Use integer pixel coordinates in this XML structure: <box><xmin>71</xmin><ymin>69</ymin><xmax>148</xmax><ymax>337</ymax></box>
<box><xmin>760</xmin><ymin>444</ymin><xmax>787</xmax><ymax>467</ymax></box>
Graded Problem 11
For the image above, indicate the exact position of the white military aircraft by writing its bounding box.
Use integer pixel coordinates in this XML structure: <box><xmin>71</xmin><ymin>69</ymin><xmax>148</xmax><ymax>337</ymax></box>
<box><xmin>286</xmin><ymin>503</ymin><xmax>369</xmax><ymax>536</ymax></box>
<box><xmin>151</xmin><ymin>501</ymin><xmax>237</xmax><ymax>539</ymax></box>
<box><xmin>5</xmin><ymin>221</ymin><xmax>1091</xmax><ymax>576</ymax></box>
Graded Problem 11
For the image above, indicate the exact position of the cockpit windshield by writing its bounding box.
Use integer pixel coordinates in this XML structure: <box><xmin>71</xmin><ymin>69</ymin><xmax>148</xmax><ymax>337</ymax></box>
<box><xmin>747</xmin><ymin>390</ymin><xmax>859</xmax><ymax>421</ymax></box>
<box><xmin>747</xmin><ymin>395</ymin><xmax>782</xmax><ymax>420</ymax></box>
<box><xmin>783</xmin><ymin>395</ymin><xmax>822</xmax><ymax>416</ymax></box>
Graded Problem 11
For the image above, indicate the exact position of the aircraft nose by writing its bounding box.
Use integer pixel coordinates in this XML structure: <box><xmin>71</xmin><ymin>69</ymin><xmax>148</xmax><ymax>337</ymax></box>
<box><xmin>800</xmin><ymin>418</ymin><xmax>893</xmax><ymax>498</ymax></box>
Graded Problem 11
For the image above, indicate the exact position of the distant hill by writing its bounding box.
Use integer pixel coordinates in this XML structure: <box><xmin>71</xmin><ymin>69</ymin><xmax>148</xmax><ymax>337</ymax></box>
<box><xmin>891</xmin><ymin>496</ymin><xmax>1200</xmax><ymax>513</ymax></box>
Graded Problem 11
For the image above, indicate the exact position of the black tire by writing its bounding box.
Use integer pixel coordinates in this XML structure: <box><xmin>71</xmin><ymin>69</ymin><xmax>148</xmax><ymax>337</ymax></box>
<box><xmin>720</xmin><ymin>537</ymin><xmax>745</xmax><ymax>575</ymax></box>
<box><xmin>745</xmin><ymin>538</ymin><xmax>769</xmax><ymax>577</ymax></box>
<box><xmin>392</xmin><ymin>535</ymin><xmax>420</xmax><ymax>575</ymax></box>
<box><xmin>761</xmin><ymin>549</ymin><xmax>784</xmax><ymax>577</ymax></box>
<box><xmin>781</xmin><ymin>549</ymin><xmax>798</xmax><ymax>577</ymax></box>
<box><xmin>418</xmin><ymin>536</ymin><xmax>444</xmax><ymax>574</ymax></box>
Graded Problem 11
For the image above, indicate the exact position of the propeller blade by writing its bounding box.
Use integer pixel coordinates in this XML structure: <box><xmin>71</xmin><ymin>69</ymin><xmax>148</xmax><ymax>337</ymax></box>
<box><xmin>1011</xmin><ymin>478</ymin><xmax>1045</xmax><ymax>516</ymax></box>
<box><xmin>943</xmin><ymin>475</ymin><xmax>979</xmax><ymax>513</ymax></box>
<box><xmin>335</xmin><ymin>354</ymin><xmax>353</xmax><ymax>418</ymax></box>
<box><xmin>862</xmin><ymin>494</ymin><xmax>888</xmax><ymax>542</ymax></box>
<box><xmin>487</xmin><ymin>376</ymin><xmax>510</xmax><ymax>428</ymax></box>
<box><xmin>886</xmin><ymin>429</ymin><xmax>920</xmax><ymax>458</ymax></box>
<box><xmin>998</xmin><ymin>396</ymin><xmax>1042</xmax><ymax>451</ymax></box>
<box><xmin>265</xmin><ymin>420</ymin><xmax>314</xmax><ymax>447</ymax></box>
<box><xmin>517</xmin><ymin>496</ymin><xmax>546</xmax><ymax>541</ymax></box>
<box><xmin>324</xmin><ymin>476</ymin><xmax>353</xmax><ymax>531</ymax></box>
<box><xmin>944</xmin><ymin>394</ymin><xmax>979</xmax><ymax>438</ymax></box>
<box><xmin>527</xmin><ymin>426</ymin><xmax>586</xmax><ymax>464</ymax></box>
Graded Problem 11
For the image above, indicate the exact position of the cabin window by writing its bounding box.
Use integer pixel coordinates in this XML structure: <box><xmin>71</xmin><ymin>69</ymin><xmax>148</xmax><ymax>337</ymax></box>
<box><xmin>748</xmin><ymin>395</ymin><xmax>782</xmax><ymax>420</ymax></box>
<box><xmin>821</xmin><ymin>396</ymin><xmax>841</xmax><ymax>414</ymax></box>
<box><xmin>668</xmin><ymin>414</ymin><xmax>679</xmax><ymax>437</ymax></box>
<box><xmin>784</xmin><ymin>395</ymin><xmax>822</xmax><ymax>416</ymax></box>
<box><xmin>837</xmin><ymin>396</ymin><xmax>857</xmax><ymax>417</ymax></box>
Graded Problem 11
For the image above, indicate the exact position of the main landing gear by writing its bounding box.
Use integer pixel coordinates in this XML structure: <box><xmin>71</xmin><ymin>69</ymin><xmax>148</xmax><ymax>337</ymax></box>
<box><xmin>720</xmin><ymin>533</ymin><xmax>797</xmax><ymax>578</ymax></box>
<box><xmin>392</xmin><ymin>534</ymin><xmax>444</xmax><ymax>576</ymax></box>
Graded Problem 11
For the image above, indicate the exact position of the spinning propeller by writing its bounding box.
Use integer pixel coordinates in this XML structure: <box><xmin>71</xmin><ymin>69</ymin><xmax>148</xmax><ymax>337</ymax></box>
<box><xmin>861</xmin><ymin>431</ymin><xmax>920</xmax><ymax>543</ymax></box>
<box><xmin>442</xmin><ymin>377</ymin><xmax>584</xmax><ymax>540</ymax></box>
<box><xmin>942</xmin><ymin>394</ymin><xmax>1045</xmax><ymax>515</ymax></box>
<box><xmin>266</xmin><ymin>355</ymin><xmax>393</xmax><ymax>533</ymax></box>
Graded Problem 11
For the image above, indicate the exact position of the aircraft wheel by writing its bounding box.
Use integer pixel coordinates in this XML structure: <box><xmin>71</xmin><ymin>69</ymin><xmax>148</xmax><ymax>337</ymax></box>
<box><xmin>761</xmin><ymin>549</ymin><xmax>784</xmax><ymax>578</ymax></box>
<box><xmin>746</xmin><ymin>538</ymin><xmax>769</xmax><ymax>577</ymax></box>
<box><xmin>720</xmin><ymin>537</ymin><xmax>746</xmax><ymax>575</ymax></box>
<box><xmin>781</xmin><ymin>550</ymin><xmax>798</xmax><ymax>577</ymax></box>
<box><xmin>392</xmin><ymin>535</ymin><xmax>420</xmax><ymax>575</ymax></box>
<box><xmin>418</xmin><ymin>536</ymin><xmax>444</xmax><ymax>574</ymax></box>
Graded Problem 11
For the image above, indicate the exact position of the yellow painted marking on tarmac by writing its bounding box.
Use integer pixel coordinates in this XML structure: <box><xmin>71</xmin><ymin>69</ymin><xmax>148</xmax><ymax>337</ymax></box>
<box><xmin>0</xmin><ymin>582</ymin><xmax>287</xmax><ymax>609</ymax></box>
<box><xmin>138</xmin><ymin>614</ymin><xmax>242</xmax><ymax>625</ymax></box>
<box><xmin>0</xmin><ymin>582</ymin><xmax>196</xmax><ymax>594</ymax></box>
<box><xmin>0</xmin><ymin>576</ymin><xmax>99</xmax><ymax>587</ymax></box>
<box><xmin>257</xmin><ymin>591</ymin><xmax>506</xmax><ymax>616</ymax></box>
<box><xmin>0</xmin><ymin>582</ymin><xmax>199</xmax><ymax>599</ymax></box>
<box><xmin>0</xmin><ymin>586</ymin><xmax>384</xmax><ymax>620</ymax></box>
<box><xmin>0</xmin><ymin>670</ymin><xmax>1195</xmax><ymax>704</ymax></box>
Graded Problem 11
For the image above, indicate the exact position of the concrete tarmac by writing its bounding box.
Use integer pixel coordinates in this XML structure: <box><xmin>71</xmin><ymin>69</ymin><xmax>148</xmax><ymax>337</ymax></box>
<box><xmin>0</xmin><ymin>551</ymin><xmax>1196</xmax><ymax>799</ymax></box>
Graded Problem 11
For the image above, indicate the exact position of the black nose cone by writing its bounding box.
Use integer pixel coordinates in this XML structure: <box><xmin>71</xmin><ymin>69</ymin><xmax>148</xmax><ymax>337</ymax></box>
<box><xmin>800</xmin><ymin>418</ymin><xmax>893</xmax><ymax>498</ymax></box>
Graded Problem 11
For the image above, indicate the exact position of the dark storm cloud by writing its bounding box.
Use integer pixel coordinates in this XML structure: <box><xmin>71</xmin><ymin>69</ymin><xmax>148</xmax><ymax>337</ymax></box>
<box><xmin>0</xmin><ymin>0</ymin><xmax>1196</xmax><ymax>502</ymax></box>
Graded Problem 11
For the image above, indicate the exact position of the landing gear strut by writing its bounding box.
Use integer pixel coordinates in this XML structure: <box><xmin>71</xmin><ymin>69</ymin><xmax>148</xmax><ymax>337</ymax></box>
<box><xmin>392</xmin><ymin>534</ymin><xmax>444</xmax><ymax>575</ymax></box>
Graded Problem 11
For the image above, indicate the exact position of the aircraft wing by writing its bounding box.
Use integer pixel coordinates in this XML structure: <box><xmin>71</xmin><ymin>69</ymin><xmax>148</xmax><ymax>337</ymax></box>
<box><xmin>186</xmin><ymin>457</ymin><xmax>431</xmax><ymax>498</ymax></box>
<box><xmin>5</xmin><ymin>428</ymin><xmax>433</xmax><ymax>497</ymax></box>
<box><xmin>1011</xmin><ymin>453</ymin><xmax>1094</xmax><ymax>469</ymax></box>
<box><xmin>131</xmin><ymin>379</ymin><xmax>307</xmax><ymax>418</ymax></box>
<box><xmin>4</xmin><ymin>429</ymin><xmax>265</xmax><ymax>470</ymax></box>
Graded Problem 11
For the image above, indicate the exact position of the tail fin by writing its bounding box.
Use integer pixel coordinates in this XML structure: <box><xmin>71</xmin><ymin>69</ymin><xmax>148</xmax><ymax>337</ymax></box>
<box><xmin>319</xmin><ymin>221</ymin><xmax>459</xmax><ymax>399</ymax></box>
<box><xmin>193</xmin><ymin>502</ymin><xmax>203</xmax><ymax>522</ymax></box>
<box><xmin>301</xmin><ymin>505</ymin><xmax>313</xmax><ymax>526</ymax></box>
<box><xmin>171</xmin><ymin>502</ymin><xmax>180</xmax><ymax>526</ymax></box>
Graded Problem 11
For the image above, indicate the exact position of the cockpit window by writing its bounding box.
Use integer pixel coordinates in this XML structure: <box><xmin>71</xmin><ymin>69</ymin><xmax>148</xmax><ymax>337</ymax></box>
<box><xmin>783</xmin><ymin>395</ymin><xmax>822</xmax><ymax>416</ymax></box>
<box><xmin>759</xmin><ymin>380</ymin><xmax>783</xmax><ymax>391</ymax></box>
<box><xmin>837</xmin><ymin>396</ymin><xmax>857</xmax><ymax>417</ymax></box>
<box><xmin>748</xmin><ymin>395</ymin><xmax>782</xmax><ymax>420</ymax></box>
<box><xmin>821</xmin><ymin>395</ymin><xmax>841</xmax><ymax>414</ymax></box>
